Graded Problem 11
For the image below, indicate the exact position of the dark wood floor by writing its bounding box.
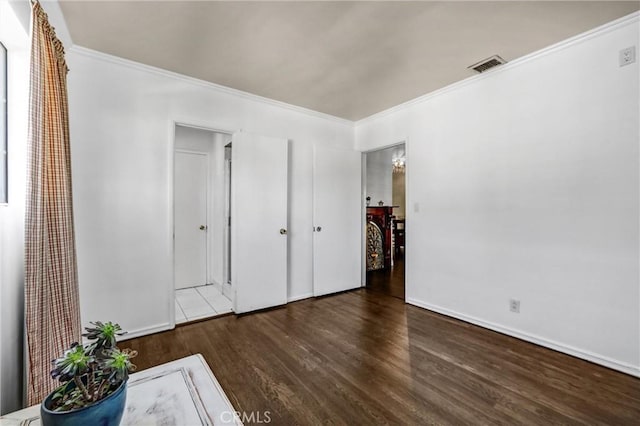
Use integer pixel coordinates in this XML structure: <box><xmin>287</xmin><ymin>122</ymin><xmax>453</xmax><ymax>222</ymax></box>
<box><xmin>366</xmin><ymin>256</ymin><xmax>405</xmax><ymax>300</ymax></box>
<box><xmin>125</xmin><ymin>290</ymin><xmax>640</xmax><ymax>425</ymax></box>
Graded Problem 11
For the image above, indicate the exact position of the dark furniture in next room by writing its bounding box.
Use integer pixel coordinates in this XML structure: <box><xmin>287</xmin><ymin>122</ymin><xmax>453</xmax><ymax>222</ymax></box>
<box><xmin>366</xmin><ymin>206</ymin><xmax>395</xmax><ymax>271</ymax></box>
<box><xmin>393</xmin><ymin>218</ymin><xmax>405</xmax><ymax>258</ymax></box>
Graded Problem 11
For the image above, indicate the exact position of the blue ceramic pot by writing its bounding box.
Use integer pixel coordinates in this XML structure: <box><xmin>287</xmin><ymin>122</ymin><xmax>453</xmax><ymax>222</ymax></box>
<box><xmin>40</xmin><ymin>380</ymin><xmax>127</xmax><ymax>426</ymax></box>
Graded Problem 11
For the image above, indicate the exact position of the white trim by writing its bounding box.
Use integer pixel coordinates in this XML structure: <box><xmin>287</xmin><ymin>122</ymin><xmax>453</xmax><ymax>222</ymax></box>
<box><xmin>360</xmin><ymin>139</ymin><xmax>407</xmax><ymax>154</ymax></box>
<box><xmin>406</xmin><ymin>298</ymin><xmax>640</xmax><ymax>378</ymax></box>
<box><xmin>356</xmin><ymin>11</ymin><xmax>640</xmax><ymax>126</ymax></box>
<box><xmin>230</xmin><ymin>131</ymin><xmax>239</xmax><ymax>313</ymax></box>
<box><xmin>222</xmin><ymin>146</ymin><xmax>232</xmax><ymax>295</ymax></box>
<box><xmin>68</xmin><ymin>45</ymin><xmax>353</xmax><ymax>127</ymax></box>
<box><xmin>360</xmin><ymin>152</ymin><xmax>367</xmax><ymax>286</ymax></box>
<box><xmin>174</xmin><ymin>149</ymin><xmax>208</xmax><ymax>156</ymax></box>
<box><xmin>222</xmin><ymin>282</ymin><xmax>233</xmax><ymax>300</ymax></box>
<box><xmin>174</xmin><ymin>119</ymin><xmax>236</xmax><ymax>137</ymax></box>
<box><xmin>66</xmin><ymin>12</ymin><xmax>638</xmax><ymax>129</ymax></box>
<box><xmin>168</xmin><ymin>121</ymin><xmax>177</xmax><ymax>328</ymax></box>
<box><xmin>287</xmin><ymin>292</ymin><xmax>314</xmax><ymax>303</ymax></box>
<box><xmin>209</xmin><ymin>279</ymin><xmax>222</xmax><ymax>293</ymax></box>
<box><xmin>118</xmin><ymin>323</ymin><xmax>174</xmax><ymax>342</ymax></box>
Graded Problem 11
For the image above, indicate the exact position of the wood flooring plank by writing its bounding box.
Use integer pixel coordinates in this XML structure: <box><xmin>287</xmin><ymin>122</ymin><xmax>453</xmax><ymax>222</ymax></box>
<box><xmin>124</xmin><ymin>289</ymin><xmax>640</xmax><ymax>425</ymax></box>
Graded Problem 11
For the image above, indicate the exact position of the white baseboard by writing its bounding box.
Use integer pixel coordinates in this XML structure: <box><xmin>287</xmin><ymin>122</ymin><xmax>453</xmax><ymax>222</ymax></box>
<box><xmin>406</xmin><ymin>298</ymin><xmax>640</xmax><ymax>378</ymax></box>
<box><xmin>118</xmin><ymin>323</ymin><xmax>173</xmax><ymax>342</ymax></box>
<box><xmin>222</xmin><ymin>282</ymin><xmax>233</xmax><ymax>299</ymax></box>
<box><xmin>287</xmin><ymin>292</ymin><xmax>314</xmax><ymax>303</ymax></box>
<box><xmin>208</xmin><ymin>280</ymin><xmax>222</xmax><ymax>292</ymax></box>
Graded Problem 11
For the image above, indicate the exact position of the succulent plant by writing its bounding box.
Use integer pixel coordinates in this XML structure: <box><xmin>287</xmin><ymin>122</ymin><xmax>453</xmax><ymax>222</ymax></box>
<box><xmin>83</xmin><ymin>321</ymin><xmax>126</xmax><ymax>350</ymax></box>
<box><xmin>48</xmin><ymin>321</ymin><xmax>137</xmax><ymax>412</ymax></box>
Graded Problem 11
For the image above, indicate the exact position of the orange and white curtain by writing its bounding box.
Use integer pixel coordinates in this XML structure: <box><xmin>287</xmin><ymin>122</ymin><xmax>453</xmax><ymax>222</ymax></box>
<box><xmin>25</xmin><ymin>1</ymin><xmax>81</xmax><ymax>405</ymax></box>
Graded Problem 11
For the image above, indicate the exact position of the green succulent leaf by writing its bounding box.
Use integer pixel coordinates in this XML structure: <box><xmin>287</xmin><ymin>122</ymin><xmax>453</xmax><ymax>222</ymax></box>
<box><xmin>103</xmin><ymin>348</ymin><xmax>138</xmax><ymax>383</ymax></box>
<box><xmin>83</xmin><ymin>321</ymin><xmax>126</xmax><ymax>350</ymax></box>
<box><xmin>50</xmin><ymin>343</ymin><xmax>93</xmax><ymax>382</ymax></box>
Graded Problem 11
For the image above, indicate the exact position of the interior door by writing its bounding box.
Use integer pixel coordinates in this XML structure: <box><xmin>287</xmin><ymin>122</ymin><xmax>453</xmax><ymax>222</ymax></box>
<box><xmin>174</xmin><ymin>150</ymin><xmax>208</xmax><ymax>289</ymax></box>
<box><xmin>313</xmin><ymin>144</ymin><xmax>362</xmax><ymax>296</ymax></box>
<box><xmin>232</xmin><ymin>131</ymin><xmax>288</xmax><ymax>313</ymax></box>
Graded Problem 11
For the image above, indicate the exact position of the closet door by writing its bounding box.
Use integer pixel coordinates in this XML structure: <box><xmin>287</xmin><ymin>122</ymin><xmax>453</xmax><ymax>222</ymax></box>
<box><xmin>232</xmin><ymin>131</ymin><xmax>288</xmax><ymax>313</ymax></box>
<box><xmin>313</xmin><ymin>144</ymin><xmax>362</xmax><ymax>296</ymax></box>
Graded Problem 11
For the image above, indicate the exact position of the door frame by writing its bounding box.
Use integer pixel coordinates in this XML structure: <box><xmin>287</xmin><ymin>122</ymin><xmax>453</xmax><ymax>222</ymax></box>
<box><xmin>222</xmin><ymin>142</ymin><xmax>233</xmax><ymax>299</ymax></box>
<box><xmin>168</xmin><ymin>119</ymin><xmax>237</xmax><ymax>327</ymax></box>
<box><xmin>361</xmin><ymin>139</ymin><xmax>408</xmax><ymax>291</ymax></box>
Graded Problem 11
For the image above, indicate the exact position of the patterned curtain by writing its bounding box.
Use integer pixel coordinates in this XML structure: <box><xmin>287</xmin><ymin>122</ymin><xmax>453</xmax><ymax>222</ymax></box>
<box><xmin>25</xmin><ymin>1</ymin><xmax>81</xmax><ymax>405</ymax></box>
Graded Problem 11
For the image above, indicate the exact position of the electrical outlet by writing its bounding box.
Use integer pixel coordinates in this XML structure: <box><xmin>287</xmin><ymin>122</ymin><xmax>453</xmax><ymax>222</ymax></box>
<box><xmin>509</xmin><ymin>299</ymin><xmax>520</xmax><ymax>313</ymax></box>
<box><xmin>620</xmin><ymin>46</ymin><xmax>636</xmax><ymax>67</ymax></box>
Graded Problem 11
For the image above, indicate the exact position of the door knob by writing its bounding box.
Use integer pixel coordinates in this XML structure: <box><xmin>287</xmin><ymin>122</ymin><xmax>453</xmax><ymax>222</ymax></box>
<box><xmin>280</xmin><ymin>228</ymin><xmax>287</xmax><ymax>235</ymax></box>
<box><xmin>315</xmin><ymin>226</ymin><xmax>322</xmax><ymax>232</ymax></box>
<box><xmin>199</xmin><ymin>225</ymin><xmax>207</xmax><ymax>230</ymax></box>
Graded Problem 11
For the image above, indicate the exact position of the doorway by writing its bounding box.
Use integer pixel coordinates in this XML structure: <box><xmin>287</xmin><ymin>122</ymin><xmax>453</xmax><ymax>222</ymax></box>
<box><xmin>173</xmin><ymin>125</ymin><xmax>233</xmax><ymax>323</ymax></box>
<box><xmin>364</xmin><ymin>143</ymin><xmax>406</xmax><ymax>300</ymax></box>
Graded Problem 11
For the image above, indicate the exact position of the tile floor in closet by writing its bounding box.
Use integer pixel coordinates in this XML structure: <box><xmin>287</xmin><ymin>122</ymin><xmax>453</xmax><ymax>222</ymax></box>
<box><xmin>175</xmin><ymin>285</ymin><xmax>233</xmax><ymax>324</ymax></box>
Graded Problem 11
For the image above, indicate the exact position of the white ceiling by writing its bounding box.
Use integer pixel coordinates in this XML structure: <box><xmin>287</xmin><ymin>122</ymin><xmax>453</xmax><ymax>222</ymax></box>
<box><xmin>58</xmin><ymin>1</ymin><xmax>639</xmax><ymax>121</ymax></box>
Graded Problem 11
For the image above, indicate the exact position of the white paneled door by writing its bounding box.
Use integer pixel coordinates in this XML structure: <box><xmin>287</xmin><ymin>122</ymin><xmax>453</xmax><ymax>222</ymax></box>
<box><xmin>313</xmin><ymin>144</ymin><xmax>362</xmax><ymax>296</ymax></box>
<box><xmin>174</xmin><ymin>151</ymin><xmax>208</xmax><ymax>290</ymax></box>
<box><xmin>232</xmin><ymin>132</ymin><xmax>288</xmax><ymax>313</ymax></box>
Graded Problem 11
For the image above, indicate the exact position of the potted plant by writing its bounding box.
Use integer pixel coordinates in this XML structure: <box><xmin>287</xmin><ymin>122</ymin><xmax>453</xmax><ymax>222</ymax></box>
<box><xmin>40</xmin><ymin>321</ymin><xmax>138</xmax><ymax>426</ymax></box>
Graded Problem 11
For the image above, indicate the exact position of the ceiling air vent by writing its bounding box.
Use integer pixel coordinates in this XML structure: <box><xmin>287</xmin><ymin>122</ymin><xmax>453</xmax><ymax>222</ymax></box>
<box><xmin>468</xmin><ymin>55</ymin><xmax>507</xmax><ymax>73</ymax></box>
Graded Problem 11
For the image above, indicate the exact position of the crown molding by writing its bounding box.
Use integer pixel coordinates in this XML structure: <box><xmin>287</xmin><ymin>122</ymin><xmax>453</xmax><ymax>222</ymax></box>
<box><xmin>67</xmin><ymin>10</ymin><xmax>638</xmax><ymax>130</ymax></box>
<box><xmin>68</xmin><ymin>45</ymin><xmax>354</xmax><ymax>128</ymax></box>
<box><xmin>356</xmin><ymin>11</ymin><xmax>640</xmax><ymax>127</ymax></box>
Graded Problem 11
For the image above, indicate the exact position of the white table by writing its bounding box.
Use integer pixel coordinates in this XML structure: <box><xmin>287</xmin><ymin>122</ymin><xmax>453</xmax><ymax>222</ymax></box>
<box><xmin>1</xmin><ymin>354</ymin><xmax>243</xmax><ymax>425</ymax></box>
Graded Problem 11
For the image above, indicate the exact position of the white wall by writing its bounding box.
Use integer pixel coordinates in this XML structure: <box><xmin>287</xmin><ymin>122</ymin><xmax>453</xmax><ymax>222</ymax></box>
<box><xmin>0</xmin><ymin>0</ymin><xmax>28</xmax><ymax>414</ymax></box>
<box><xmin>174</xmin><ymin>125</ymin><xmax>227</xmax><ymax>287</ymax></box>
<box><xmin>66</xmin><ymin>47</ymin><xmax>354</xmax><ymax>338</ymax></box>
<box><xmin>365</xmin><ymin>148</ymin><xmax>393</xmax><ymax>206</ymax></box>
<box><xmin>356</xmin><ymin>14</ymin><xmax>640</xmax><ymax>376</ymax></box>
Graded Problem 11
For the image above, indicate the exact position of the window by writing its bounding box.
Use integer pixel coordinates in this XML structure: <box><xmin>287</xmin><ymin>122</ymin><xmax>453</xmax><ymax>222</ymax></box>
<box><xmin>0</xmin><ymin>42</ymin><xmax>6</xmax><ymax>204</ymax></box>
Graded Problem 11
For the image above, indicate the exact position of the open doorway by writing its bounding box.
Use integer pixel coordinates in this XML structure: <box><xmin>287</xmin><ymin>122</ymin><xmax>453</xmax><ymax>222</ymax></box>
<box><xmin>364</xmin><ymin>143</ymin><xmax>406</xmax><ymax>300</ymax></box>
<box><xmin>173</xmin><ymin>124</ymin><xmax>233</xmax><ymax>323</ymax></box>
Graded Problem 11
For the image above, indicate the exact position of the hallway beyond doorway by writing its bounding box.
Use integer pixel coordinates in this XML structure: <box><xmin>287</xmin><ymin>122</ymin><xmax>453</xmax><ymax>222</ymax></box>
<box><xmin>364</xmin><ymin>142</ymin><xmax>406</xmax><ymax>300</ymax></box>
<box><xmin>175</xmin><ymin>285</ymin><xmax>233</xmax><ymax>324</ymax></box>
<box><xmin>366</xmin><ymin>257</ymin><xmax>405</xmax><ymax>300</ymax></box>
